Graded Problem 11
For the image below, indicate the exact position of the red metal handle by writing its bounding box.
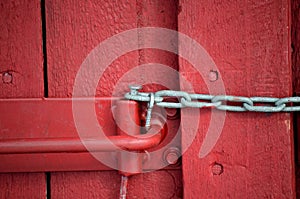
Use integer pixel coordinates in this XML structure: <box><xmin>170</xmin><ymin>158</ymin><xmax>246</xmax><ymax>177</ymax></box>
<box><xmin>0</xmin><ymin>121</ymin><xmax>166</xmax><ymax>154</ymax></box>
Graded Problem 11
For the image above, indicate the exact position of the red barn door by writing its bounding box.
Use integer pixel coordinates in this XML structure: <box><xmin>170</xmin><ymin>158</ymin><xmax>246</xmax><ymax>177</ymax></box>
<box><xmin>0</xmin><ymin>0</ymin><xmax>298</xmax><ymax>198</ymax></box>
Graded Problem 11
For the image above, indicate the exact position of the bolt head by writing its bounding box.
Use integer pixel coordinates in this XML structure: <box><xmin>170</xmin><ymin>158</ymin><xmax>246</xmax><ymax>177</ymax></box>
<box><xmin>166</xmin><ymin>152</ymin><xmax>179</xmax><ymax>165</ymax></box>
<box><xmin>164</xmin><ymin>147</ymin><xmax>181</xmax><ymax>165</ymax></box>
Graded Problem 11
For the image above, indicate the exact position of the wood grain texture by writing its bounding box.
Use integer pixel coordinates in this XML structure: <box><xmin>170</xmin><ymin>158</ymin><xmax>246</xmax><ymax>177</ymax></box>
<box><xmin>0</xmin><ymin>0</ymin><xmax>44</xmax><ymax>98</ymax></box>
<box><xmin>46</xmin><ymin>0</ymin><xmax>138</xmax><ymax>97</ymax></box>
<box><xmin>292</xmin><ymin>0</ymin><xmax>300</xmax><ymax>94</ymax></box>
<box><xmin>51</xmin><ymin>170</ymin><xmax>182</xmax><ymax>199</ymax></box>
<box><xmin>292</xmin><ymin>0</ymin><xmax>300</xmax><ymax>197</ymax></box>
<box><xmin>136</xmin><ymin>0</ymin><xmax>179</xmax><ymax>92</ymax></box>
<box><xmin>179</xmin><ymin>0</ymin><xmax>295</xmax><ymax>198</ymax></box>
<box><xmin>46</xmin><ymin>0</ymin><xmax>181</xmax><ymax>198</ymax></box>
<box><xmin>0</xmin><ymin>173</ymin><xmax>46</xmax><ymax>199</ymax></box>
<box><xmin>0</xmin><ymin>0</ymin><xmax>46</xmax><ymax>198</ymax></box>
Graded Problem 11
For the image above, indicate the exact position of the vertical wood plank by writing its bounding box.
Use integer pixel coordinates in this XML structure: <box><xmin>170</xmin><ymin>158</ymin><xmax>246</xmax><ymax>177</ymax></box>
<box><xmin>292</xmin><ymin>0</ymin><xmax>300</xmax><ymax>94</ymax></box>
<box><xmin>126</xmin><ymin>1</ymin><xmax>183</xmax><ymax>198</ymax></box>
<box><xmin>0</xmin><ymin>0</ymin><xmax>44</xmax><ymax>98</ymax></box>
<box><xmin>46</xmin><ymin>0</ymin><xmax>139</xmax><ymax>197</ymax></box>
<box><xmin>46</xmin><ymin>0</ymin><xmax>138</xmax><ymax>98</ymax></box>
<box><xmin>292</xmin><ymin>0</ymin><xmax>300</xmax><ymax>197</ymax></box>
<box><xmin>136</xmin><ymin>0</ymin><xmax>179</xmax><ymax>92</ymax></box>
<box><xmin>178</xmin><ymin>0</ymin><xmax>295</xmax><ymax>198</ymax></box>
<box><xmin>46</xmin><ymin>0</ymin><xmax>181</xmax><ymax>198</ymax></box>
<box><xmin>0</xmin><ymin>0</ymin><xmax>46</xmax><ymax>198</ymax></box>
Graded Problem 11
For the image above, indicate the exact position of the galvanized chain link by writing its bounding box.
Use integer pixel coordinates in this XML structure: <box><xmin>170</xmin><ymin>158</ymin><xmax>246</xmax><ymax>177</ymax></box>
<box><xmin>125</xmin><ymin>86</ymin><xmax>300</xmax><ymax>112</ymax></box>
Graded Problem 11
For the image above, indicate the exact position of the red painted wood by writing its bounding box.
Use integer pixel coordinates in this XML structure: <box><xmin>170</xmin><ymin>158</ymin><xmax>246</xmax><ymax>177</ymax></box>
<box><xmin>46</xmin><ymin>0</ymin><xmax>139</xmax><ymax>196</ymax></box>
<box><xmin>0</xmin><ymin>173</ymin><xmax>46</xmax><ymax>199</ymax></box>
<box><xmin>292</xmin><ymin>0</ymin><xmax>300</xmax><ymax>95</ymax></box>
<box><xmin>0</xmin><ymin>0</ymin><xmax>46</xmax><ymax>198</ymax></box>
<box><xmin>46</xmin><ymin>0</ymin><xmax>181</xmax><ymax>198</ymax></box>
<box><xmin>179</xmin><ymin>0</ymin><xmax>295</xmax><ymax>198</ymax></box>
<box><xmin>137</xmin><ymin>0</ymin><xmax>180</xmax><ymax>92</ymax></box>
<box><xmin>46</xmin><ymin>0</ymin><xmax>138</xmax><ymax>97</ymax></box>
<box><xmin>0</xmin><ymin>0</ymin><xmax>44</xmax><ymax>98</ymax></box>
<box><xmin>292</xmin><ymin>0</ymin><xmax>300</xmax><ymax>197</ymax></box>
<box><xmin>51</xmin><ymin>170</ymin><xmax>182</xmax><ymax>199</ymax></box>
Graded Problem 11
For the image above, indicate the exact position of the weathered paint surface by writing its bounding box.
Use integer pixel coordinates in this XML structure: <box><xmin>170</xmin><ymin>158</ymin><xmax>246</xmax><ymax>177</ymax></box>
<box><xmin>51</xmin><ymin>170</ymin><xmax>182</xmax><ymax>199</ymax></box>
<box><xmin>292</xmin><ymin>0</ymin><xmax>300</xmax><ymax>197</ymax></box>
<box><xmin>293</xmin><ymin>0</ymin><xmax>300</xmax><ymax>94</ymax></box>
<box><xmin>0</xmin><ymin>0</ymin><xmax>297</xmax><ymax>198</ymax></box>
<box><xmin>178</xmin><ymin>0</ymin><xmax>295</xmax><ymax>198</ymax></box>
<box><xmin>0</xmin><ymin>0</ymin><xmax>46</xmax><ymax>198</ymax></box>
<box><xmin>46</xmin><ymin>0</ymin><xmax>181</xmax><ymax>198</ymax></box>
<box><xmin>0</xmin><ymin>0</ymin><xmax>44</xmax><ymax>98</ymax></box>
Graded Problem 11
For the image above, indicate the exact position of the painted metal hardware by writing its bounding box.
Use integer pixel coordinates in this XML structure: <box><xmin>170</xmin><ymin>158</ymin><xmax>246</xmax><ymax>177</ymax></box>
<box><xmin>0</xmin><ymin>102</ymin><xmax>165</xmax><ymax>154</ymax></box>
<box><xmin>0</xmin><ymin>98</ymin><xmax>178</xmax><ymax>172</ymax></box>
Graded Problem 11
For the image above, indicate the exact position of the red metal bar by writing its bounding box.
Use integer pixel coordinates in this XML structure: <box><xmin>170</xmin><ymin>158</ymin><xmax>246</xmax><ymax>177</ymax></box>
<box><xmin>116</xmin><ymin>100</ymin><xmax>142</xmax><ymax>176</ymax></box>
<box><xmin>0</xmin><ymin>98</ymin><xmax>174</xmax><ymax>172</ymax></box>
<box><xmin>0</xmin><ymin>124</ymin><xmax>165</xmax><ymax>154</ymax></box>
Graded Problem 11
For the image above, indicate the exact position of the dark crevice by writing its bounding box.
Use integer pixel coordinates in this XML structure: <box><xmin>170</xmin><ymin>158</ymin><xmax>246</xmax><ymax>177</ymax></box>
<box><xmin>46</xmin><ymin>172</ymin><xmax>51</xmax><ymax>199</ymax></box>
<box><xmin>41</xmin><ymin>0</ymin><xmax>48</xmax><ymax>97</ymax></box>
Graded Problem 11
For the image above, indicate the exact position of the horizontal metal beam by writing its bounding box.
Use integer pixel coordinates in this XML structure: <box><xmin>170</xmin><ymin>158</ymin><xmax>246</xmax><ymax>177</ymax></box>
<box><xmin>0</xmin><ymin>124</ymin><xmax>165</xmax><ymax>154</ymax></box>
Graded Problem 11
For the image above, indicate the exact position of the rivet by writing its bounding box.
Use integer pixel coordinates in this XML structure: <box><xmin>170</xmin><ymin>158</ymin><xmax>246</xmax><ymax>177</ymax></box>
<box><xmin>2</xmin><ymin>72</ymin><xmax>13</xmax><ymax>83</ymax></box>
<box><xmin>211</xmin><ymin>162</ymin><xmax>223</xmax><ymax>175</ymax></box>
<box><xmin>209</xmin><ymin>70</ymin><xmax>218</xmax><ymax>82</ymax></box>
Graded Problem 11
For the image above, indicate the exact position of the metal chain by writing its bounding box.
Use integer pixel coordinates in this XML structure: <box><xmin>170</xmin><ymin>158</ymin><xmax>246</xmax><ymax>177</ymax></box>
<box><xmin>125</xmin><ymin>86</ymin><xmax>300</xmax><ymax>112</ymax></box>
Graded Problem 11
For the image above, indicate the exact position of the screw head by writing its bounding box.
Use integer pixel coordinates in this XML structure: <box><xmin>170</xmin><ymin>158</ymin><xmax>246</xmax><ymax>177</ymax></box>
<box><xmin>2</xmin><ymin>72</ymin><xmax>13</xmax><ymax>83</ymax></box>
<box><xmin>164</xmin><ymin>147</ymin><xmax>181</xmax><ymax>165</ymax></box>
<box><xmin>211</xmin><ymin>162</ymin><xmax>223</xmax><ymax>175</ymax></box>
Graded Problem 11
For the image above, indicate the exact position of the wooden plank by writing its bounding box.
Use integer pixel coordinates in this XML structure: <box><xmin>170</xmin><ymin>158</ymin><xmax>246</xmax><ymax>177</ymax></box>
<box><xmin>0</xmin><ymin>0</ymin><xmax>44</xmax><ymax>98</ymax></box>
<box><xmin>46</xmin><ymin>0</ymin><xmax>181</xmax><ymax>198</ymax></box>
<box><xmin>46</xmin><ymin>0</ymin><xmax>139</xmax><ymax>197</ymax></box>
<box><xmin>0</xmin><ymin>173</ymin><xmax>46</xmax><ymax>199</ymax></box>
<box><xmin>137</xmin><ymin>0</ymin><xmax>180</xmax><ymax>92</ymax></box>
<box><xmin>0</xmin><ymin>0</ymin><xmax>46</xmax><ymax>198</ymax></box>
<box><xmin>179</xmin><ymin>0</ymin><xmax>295</xmax><ymax>198</ymax></box>
<box><xmin>292</xmin><ymin>0</ymin><xmax>300</xmax><ymax>197</ymax></box>
<box><xmin>292</xmin><ymin>0</ymin><xmax>300</xmax><ymax>94</ymax></box>
<box><xmin>51</xmin><ymin>170</ymin><xmax>182</xmax><ymax>199</ymax></box>
<box><xmin>46</xmin><ymin>0</ymin><xmax>139</xmax><ymax>97</ymax></box>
